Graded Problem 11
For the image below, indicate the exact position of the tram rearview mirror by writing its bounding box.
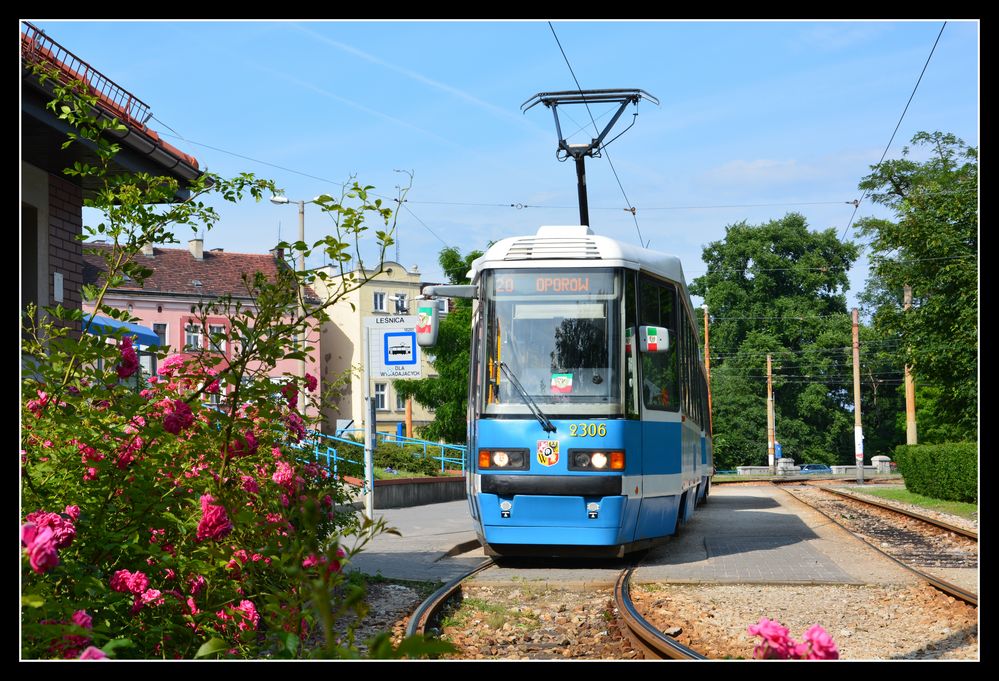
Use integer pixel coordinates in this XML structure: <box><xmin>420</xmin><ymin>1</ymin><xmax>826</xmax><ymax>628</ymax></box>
<box><xmin>416</xmin><ymin>301</ymin><xmax>439</xmax><ymax>347</ymax></box>
<box><xmin>638</xmin><ymin>326</ymin><xmax>670</xmax><ymax>353</ymax></box>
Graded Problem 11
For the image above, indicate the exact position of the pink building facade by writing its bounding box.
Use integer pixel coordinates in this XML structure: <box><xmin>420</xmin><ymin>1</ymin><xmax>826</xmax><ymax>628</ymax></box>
<box><xmin>82</xmin><ymin>239</ymin><xmax>323</xmax><ymax>424</ymax></box>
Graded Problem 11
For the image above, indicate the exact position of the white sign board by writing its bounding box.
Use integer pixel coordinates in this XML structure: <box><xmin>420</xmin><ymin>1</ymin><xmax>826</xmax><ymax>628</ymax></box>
<box><xmin>365</xmin><ymin>316</ymin><xmax>423</xmax><ymax>378</ymax></box>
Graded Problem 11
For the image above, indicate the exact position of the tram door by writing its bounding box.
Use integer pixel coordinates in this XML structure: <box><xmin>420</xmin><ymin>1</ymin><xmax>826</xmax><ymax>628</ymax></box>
<box><xmin>633</xmin><ymin>275</ymin><xmax>684</xmax><ymax>539</ymax></box>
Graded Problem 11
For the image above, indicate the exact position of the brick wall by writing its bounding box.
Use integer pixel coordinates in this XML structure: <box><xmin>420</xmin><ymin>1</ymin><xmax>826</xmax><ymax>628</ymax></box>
<box><xmin>47</xmin><ymin>174</ymin><xmax>82</xmax><ymax>331</ymax></box>
<box><xmin>47</xmin><ymin>174</ymin><xmax>83</xmax><ymax>312</ymax></box>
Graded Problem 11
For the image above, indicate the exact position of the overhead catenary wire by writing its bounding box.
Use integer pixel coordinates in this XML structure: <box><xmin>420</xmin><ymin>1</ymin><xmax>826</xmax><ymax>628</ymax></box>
<box><xmin>840</xmin><ymin>21</ymin><xmax>947</xmax><ymax>241</ymax></box>
<box><xmin>547</xmin><ymin>21</ymin><xmax>646</xmax><ymax>247</ymax></box>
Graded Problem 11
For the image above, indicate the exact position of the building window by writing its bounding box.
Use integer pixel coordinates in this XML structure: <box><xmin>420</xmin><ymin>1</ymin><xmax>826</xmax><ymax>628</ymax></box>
<box><xmin>185</xmin><ymin>323</ymin><xmax>203</xmax><ymax>351</ymax></box>
<box><xmin>374</xmin><ymin>383</ymin><xmax>386</xmax><ymax>410</ymax></box>
<box><xmin>373</xmin><ymin>292</ymin><xmax>386</xmax><ymax>312</ymax></box>
<box><xmin>393</xmin><ymin>293</ymin><xmax>408</xmax><ymax>314</ymax></box>
<box><xmin>209</xmin><ymin>324</ymin><xmax>226</xmax><ymax>354</ymax></box>
<box><xmin>153</xmin><ymin>323</ymin><xmax>168</xmax><ymax>349</ymax></box>
<box><xmin>396</xmin><ymin>392</ymin><xmax>407</xmax><ymax>411</ymax></box>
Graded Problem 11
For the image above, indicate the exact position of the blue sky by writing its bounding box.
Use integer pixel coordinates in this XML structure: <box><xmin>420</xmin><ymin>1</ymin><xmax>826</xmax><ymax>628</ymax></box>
<box><xmin>25</xmin><ymin>20</ymin><xmax>979</xmax><ymax>309</ymax></box>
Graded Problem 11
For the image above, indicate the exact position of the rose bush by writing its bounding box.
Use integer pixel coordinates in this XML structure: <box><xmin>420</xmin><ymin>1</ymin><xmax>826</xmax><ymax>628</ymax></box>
<box><xmin>20</xmin><ymin>66</ymin><xmax>449</xmax><ymax>660</ymax></box>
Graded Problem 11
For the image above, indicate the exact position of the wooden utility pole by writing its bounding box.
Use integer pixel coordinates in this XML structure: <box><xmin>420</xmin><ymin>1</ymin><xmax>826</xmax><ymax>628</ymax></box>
<box><xmin>405</xmin><ymin>397</ymin><xmax>413</xmax><ymax>438</ymax></box>
<box><xmin>703</xmin><ymin>305</ymin><xmax>713</xmax><ymax>437</ymax></box>
<box><xmin>767</xmin><ymin>353</ymin><xmax>775</xmax><ymax>475</ymax></box>
<box><xmin>903</xmin><ymin>285</ymin><xmax>918</xmax><ymax>445</ymax></box>
<box><xmin>852</xmin><ymin>308</ymin><xmax>864</xmax><ymax>483</ymax></box>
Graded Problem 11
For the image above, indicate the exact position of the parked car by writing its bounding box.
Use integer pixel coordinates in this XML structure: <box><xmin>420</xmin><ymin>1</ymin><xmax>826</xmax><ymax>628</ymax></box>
<box><xmin>799</xmin><ymin>464</ymin><xmax>832</xmax><ymax>474</ymax></box>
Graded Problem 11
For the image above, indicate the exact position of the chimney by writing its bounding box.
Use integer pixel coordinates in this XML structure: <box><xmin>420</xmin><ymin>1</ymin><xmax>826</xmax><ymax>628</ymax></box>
<box><xmin>270</xmin><ymin>246</ymin><xmax>284</xmax><ymax>262</ymax></box>
<box><xmin>141</xmin><ymin>243</ymin><xmax>154</xmax><ymax>257</ymax></box>
<box><xmin>188</xmin><ymin>238</ymin><xmax>204</xmax><ymax>260</ymax></box>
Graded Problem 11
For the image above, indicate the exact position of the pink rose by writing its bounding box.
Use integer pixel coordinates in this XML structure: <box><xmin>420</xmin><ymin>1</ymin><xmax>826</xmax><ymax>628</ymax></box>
<box><xmin>748</xmin><ymin>618</ymin><xmax>796</xmax><ymax>659</ymax></box>
<box><xmin>272</xmin><ymin>461</ymin><xmax>295</xmax><ymax>487</ymax></box>
<box><xmin>241</xmin><ymin>475</ymin><xmax>259</xmax><ymax>494</ymax></box>
<box><xmin>156</xmin><ymin>353</ymin><xmax>186</xmax><ymax>377</ymax></box>
<box><xmin>196</xmin><ymin>496</ymin><xmax>233</xmax><ymax>542</ymax></box>
<box><xmin>163</xmin><ymin>399</ymin><xmax>195</xmax><ymax>435</ymax></box>
<box><xmin>72</xmin><ymin>610</ymin><xmax>93</xmax><ymax>629</ymax></box>
<box><xmin>116</xmin><ymin>336</ymin><xmax>140</xmax><ymax>378</ymax></box>
<box><xmin>188</xmin><ymin>574</ymin><xmax>206</xmax><ymax>595</ymax></box>
<box><xmin>21</xmin><ymin>523</ymin><xmax>59</xmax><ymax>574</ymax></box>
<box><xmin>78</xmin><ymin>646</ymin><xmax>108</xmax><ymax>660</ymax></box>
<box><xmin>25</xmin><ymin>510</ymin><xmax>76</xmax><ymax>549</ymax></box>
<box><xmin>305</xmin><ymin>373</ymin><xmax>317</xmax><ymax>392</ymax></box>
<box><xmin>64</xmin><ymin>505</ymin><xmax>81</xmax><ymax>521</ymax></box>
<box><xmin>801</xmin><ymin>624</ymin><xmax>839</xmax><ymax>660</ymax></box>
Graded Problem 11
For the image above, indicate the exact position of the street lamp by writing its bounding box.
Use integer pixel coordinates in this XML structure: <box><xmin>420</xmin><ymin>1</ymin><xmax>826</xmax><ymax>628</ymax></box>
<box><xmin>270</xmin><ymin>195</ymin><xmax>322</xmax><ymax>409</ymax></box>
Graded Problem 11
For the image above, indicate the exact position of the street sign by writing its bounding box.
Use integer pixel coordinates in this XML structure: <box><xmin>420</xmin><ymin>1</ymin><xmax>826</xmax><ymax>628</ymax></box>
<box><xmin>365</xmin><ymin>316</ymin><xmax>423</xmax><ymax>378</ymax></box>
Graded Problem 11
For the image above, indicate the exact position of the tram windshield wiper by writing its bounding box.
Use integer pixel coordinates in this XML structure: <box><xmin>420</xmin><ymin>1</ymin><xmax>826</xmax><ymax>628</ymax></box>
<box><xmin>500</xmin><ymin>362</ymin><xmax>557</xmax><ymax>434</ymax></box>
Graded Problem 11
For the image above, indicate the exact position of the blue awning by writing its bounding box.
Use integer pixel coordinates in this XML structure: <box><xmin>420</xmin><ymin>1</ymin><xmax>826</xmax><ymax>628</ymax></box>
<box><xmin>83</xmin><ymin>314</ymin><xmax>160</xmax><ymax>349</ymax></box>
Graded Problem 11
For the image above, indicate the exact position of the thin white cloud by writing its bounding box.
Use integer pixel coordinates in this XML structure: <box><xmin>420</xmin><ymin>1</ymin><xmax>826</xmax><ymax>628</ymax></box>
<box><xmin>791</xmin><ymin>23</ymin><xmax>890</xmax><ymax>53</ymax></box>
<box><xmin>289</xmin><ymin>23</ymin><xmax>531</xmax><ymax>127</ymax></box>
<box><xmin>703</xmin><ymin>158</ymin><xmax>822</xmax><ymax>186</ymax></box>
<box><xmin>252</xmin><ymin>63</ymin><xmax>460</xmax><ymax>149</ymax></box>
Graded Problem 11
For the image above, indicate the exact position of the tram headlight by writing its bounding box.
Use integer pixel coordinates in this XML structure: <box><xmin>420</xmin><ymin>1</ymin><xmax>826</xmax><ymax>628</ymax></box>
<box><xmin>478</xmin><ymin>449</ymin><xmax>529</xmax><ymax>470</ymax></box>
<box><xmin>568</xmin><ymin>450</ymin><xmax>625</xmax><ymax>471</ymax></box>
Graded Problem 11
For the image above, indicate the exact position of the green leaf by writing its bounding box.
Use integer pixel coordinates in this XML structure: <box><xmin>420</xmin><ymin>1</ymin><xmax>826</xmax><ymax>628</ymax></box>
<box><xmin>102</xmin><ymin>638</ymin><xmax>134</xmax><ymax>657</ymax></box>
<box><xmin>21</xmin><ymin>594</ymin><xmax>45</xmax><ymax>608</ymax></box>
<box><xmin>195</xmin><ymin>637</ymin><xmax>229</xmax><ymax>659</ymax></box>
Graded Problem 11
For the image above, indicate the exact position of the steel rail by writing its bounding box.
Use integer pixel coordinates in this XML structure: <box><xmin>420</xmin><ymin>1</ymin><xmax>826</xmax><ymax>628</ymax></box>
<box><xmin>614</xmin><ymin>568</ymin><xmax>707</xmax><ymax>660</ymax></box>
<box><xmin>781</xmin><ymin>487</ymin><xmax>978</xmax><ymax>608</ymax></box>
<box><xmin>405</xmin><ymin>559</ymin><xmax>494</xmax><ymax>638</ymax></box>
<box><xmin>821</xmin><ymin>487</ymin><xmax>977</xmax><ymax>540</ymax></box>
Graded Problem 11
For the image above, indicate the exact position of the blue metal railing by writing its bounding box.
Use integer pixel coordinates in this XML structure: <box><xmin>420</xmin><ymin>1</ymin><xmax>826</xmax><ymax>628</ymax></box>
<box><xmin>290</xmin><ymin>428</ymin><xmax>466</xmax><ymax>483</ymax></box>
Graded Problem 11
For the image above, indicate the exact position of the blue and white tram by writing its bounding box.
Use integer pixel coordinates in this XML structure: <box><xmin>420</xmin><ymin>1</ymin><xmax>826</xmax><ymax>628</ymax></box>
<box><xmin>427</xmin><ymin>225</ymin><xmax>713</xmax><ymax>557</ymax></box>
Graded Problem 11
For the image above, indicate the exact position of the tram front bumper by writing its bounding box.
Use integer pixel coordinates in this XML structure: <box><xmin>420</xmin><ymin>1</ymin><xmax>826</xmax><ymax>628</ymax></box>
<box><xmin>477</xmin><ymin>492</ymin><xmax>629</xmax><ymax>546</ymax></box>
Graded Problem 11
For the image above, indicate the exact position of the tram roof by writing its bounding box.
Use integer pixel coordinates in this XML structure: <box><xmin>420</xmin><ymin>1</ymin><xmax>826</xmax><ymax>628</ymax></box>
<box><xmin>469</xmin><ymin>225</ymin><xmax>689</xmax><ymax>287</ymax></box>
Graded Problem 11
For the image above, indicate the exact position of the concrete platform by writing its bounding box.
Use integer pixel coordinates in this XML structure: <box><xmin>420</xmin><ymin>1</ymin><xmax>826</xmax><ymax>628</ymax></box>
<box><xmin>342</xmin><ymin>483</ymin><xmax>926</xmax><ymax>589</ymax></box>
<box><xmin>344</xmin><ymin>500</ymin><xmax>483</xmax><ymax>582</ymax></box>
<box><xmin>635</xmin><ymin>484</ymin><xmax>919</xmax><ymax>586</ymax></box>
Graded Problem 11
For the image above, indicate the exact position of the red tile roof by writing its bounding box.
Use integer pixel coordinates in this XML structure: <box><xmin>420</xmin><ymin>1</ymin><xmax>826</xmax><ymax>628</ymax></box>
<box><xmin>83</xmin><ymin>243</ymin><xmax>319</xmax><ymax>302</ymax></box>
<box><xmin>21</xmin><ymin>22</ymin><xmax>200</xmax><ymax>170</ymax></box>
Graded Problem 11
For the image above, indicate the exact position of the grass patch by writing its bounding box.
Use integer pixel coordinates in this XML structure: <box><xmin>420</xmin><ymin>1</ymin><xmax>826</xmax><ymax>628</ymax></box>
<box><xmin>846</xmin><ymin>486</ymin><xmax>978</xmax><ymax>520</ymax></box>
<box><xmin>440</xmin><ymin>596</ymin><xmax>540</xmax><ymax>632</ymax></box>
<box><xmin>373</xmin><ymin>467</ymin><xmax>433</xmax><ymax>480</ymax></box>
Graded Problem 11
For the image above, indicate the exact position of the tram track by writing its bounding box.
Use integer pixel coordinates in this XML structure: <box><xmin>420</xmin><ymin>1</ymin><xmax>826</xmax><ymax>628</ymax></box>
<box><xmin>779</xmin><ymin>485</ymin><xmax>978</xmax><ymax>607</ymax></box>
<box><xmin>406</xmin><ymin>559</ymin><xmax>708</xmax><ymax>659</ymax></box>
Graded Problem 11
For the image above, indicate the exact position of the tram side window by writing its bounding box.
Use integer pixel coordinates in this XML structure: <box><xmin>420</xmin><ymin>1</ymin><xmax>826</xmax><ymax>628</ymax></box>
<box><xmin>624</xmin><ymin>273</ymin><xmax>639</xmax><ymax>419</ymax></box>
<box><xmin>638</xmin><ymin>277</ymin><xmax>678</xmax><ymax>412</ymax></box>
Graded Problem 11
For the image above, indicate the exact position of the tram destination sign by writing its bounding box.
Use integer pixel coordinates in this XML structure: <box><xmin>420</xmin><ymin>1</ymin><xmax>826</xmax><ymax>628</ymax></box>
<box><xmin>364</xmin><ymin>316</ymin><xmax>422</xmax><ymax>378</ymax></box>
<box><xmin>492</xmin><ymin>271</ymin><xmax>615</xmax><ymax>296</ymax></box>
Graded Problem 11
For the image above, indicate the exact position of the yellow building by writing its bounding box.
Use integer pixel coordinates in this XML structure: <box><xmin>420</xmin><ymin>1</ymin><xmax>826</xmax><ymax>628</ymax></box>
<box><xmin>314</xmin><ymin>262</ymin><xmax>437</xmax><ymax>436</ymax></box>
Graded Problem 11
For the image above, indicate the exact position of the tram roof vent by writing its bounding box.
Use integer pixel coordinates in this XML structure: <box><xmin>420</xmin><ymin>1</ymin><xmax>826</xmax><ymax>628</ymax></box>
<box><xmin>504</xmin><ymin>233</ymin><xmax>602</xmax><ymax>261</ymax></box>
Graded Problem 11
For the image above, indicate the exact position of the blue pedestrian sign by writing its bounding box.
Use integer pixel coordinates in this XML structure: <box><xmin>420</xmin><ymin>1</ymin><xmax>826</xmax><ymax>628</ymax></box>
<box><xmin>384</xmin><ymin>331</ymin><xmax>417</xmax><ymax>366</ymax></box>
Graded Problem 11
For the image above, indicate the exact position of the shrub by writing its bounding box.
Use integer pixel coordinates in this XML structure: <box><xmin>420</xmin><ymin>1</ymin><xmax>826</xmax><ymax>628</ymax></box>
<box><xmin>893</xmin><ymin>442</ymin><xmax>978</xmax><ymax>503</ymax></box>
<box><xmin>373</xmin><ymin>443</ymin><xmax>443</xmax><ymax>476</ymax></box>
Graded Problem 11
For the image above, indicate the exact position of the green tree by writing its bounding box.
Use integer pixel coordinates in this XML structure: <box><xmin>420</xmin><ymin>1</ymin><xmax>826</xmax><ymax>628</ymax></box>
<box><xmin>855</xmin><ymin>131</ymin><xmax>978</xmax><ymax>438</ymax></box>
<box><xmin>395</xmin><ymin>246</ymin><xmax>482</xmax><ymax>444</ymax></box>
<box><xmin>690</xmin><ymin>213</ymin><xmax>859</xmax><ymax>468</ymax></box>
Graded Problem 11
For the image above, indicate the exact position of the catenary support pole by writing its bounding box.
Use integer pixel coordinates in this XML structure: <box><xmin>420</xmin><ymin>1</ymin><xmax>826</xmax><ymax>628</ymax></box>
<box><xmin>852</xmin><ymin>308</ymin><xmax>864</xmax><ymax>483</ymax></box>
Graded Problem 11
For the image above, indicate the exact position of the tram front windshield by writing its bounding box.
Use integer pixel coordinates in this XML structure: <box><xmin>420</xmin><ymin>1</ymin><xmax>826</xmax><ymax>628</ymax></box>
<box><xmin>479</xmin><ymin>269</ymin><xmax>621</xmax><ymax>417</ymax></box>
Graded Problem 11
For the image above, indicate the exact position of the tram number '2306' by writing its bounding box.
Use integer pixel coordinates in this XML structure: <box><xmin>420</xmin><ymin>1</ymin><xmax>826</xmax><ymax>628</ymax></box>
<box><xmin>569</xmin><ymin>423</ymin><xmax>607</xmax><ymax>437</ymax></box>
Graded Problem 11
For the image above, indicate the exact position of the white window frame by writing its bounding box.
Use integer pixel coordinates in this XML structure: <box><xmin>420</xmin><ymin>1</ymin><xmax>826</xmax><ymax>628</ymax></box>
<box><xmin>209</xmin><ymin>324</ymin><xmax>226</xmax><ymax>354</ymax></box>
<box><xmin>373</xmin><ymin>291</ymin><xmax>387</xmax><ymax>312</ymax></box>
<box><xmin>374</xmin><ymin>383</ymin><xmax>387</xmax><ymax>410</ymax></box>
<box><xmin>185</xmin><ymin>323</ymin><xmax>203</xmax><ymax>351</ymax></box>
<box><xmin>393</xmin><ymin>292</ymin><xmax>408</xmax><ymax>314</ymax></box>
<box><xmin>153</xmin><ymin>322</ymin><xmax>169</xmax><ymax>349</ymax></box>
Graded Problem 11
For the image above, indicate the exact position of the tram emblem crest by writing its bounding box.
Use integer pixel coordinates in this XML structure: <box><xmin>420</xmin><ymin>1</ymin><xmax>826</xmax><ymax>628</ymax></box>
<box><xmin>537</xmin><ymin>440</ymin><xmax>559</xmax><ymax>467</ymax></box>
